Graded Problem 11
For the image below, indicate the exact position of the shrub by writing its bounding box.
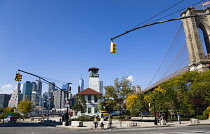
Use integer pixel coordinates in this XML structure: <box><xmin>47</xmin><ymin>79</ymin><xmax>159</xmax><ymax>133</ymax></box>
<box><xmin>70</xmin><ymin>116</ymin><xmax>94</xmax><ymax>121</ymax></box>
<box><xmin>195</xmin><ymin>115</ymin><xmax>207</xmax><ymax>120</ymax></box>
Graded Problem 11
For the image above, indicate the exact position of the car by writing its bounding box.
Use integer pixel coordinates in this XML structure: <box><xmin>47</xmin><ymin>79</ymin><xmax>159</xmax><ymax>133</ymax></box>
<box><xmin>4</xmin><ymin>115</ymin><xmax>17</xmax><ymax>123</ymax></box>
<box><xmin>99</xmin><ymin>111</ymin><xmax>109</xmax><ymax>117</ymax></box>
<box><xmin>139</xmin><ymin>112</ymin><xmax>152</xmax><ymax>116</ymax></box>
<box><xmin>110</xmin><ymin>111</ymin><xmax>120</xmax><ymax>116</ymax></box>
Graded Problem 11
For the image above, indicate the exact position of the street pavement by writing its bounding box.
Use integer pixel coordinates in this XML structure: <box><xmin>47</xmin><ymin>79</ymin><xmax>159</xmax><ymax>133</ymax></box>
<box><xmin>34</xmin><ymin>116</ymin><xmax>210</xmax><ymax>130</ymax></box>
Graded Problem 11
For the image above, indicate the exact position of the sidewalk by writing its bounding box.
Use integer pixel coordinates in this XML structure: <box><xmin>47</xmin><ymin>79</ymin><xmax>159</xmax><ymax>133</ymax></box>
<box><xmin>55</xmin><ymin>119</ymin><xmax>210</xmax><ymax>130</ymax></box>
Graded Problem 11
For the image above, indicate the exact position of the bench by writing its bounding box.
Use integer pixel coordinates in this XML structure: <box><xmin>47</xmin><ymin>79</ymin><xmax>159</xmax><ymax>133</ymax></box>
<box><xmin>127</xmin><ymin>122</ymin><xmax>138</xmax><ymax>127</ymax></box>
<box><xmin>71</xmin><ymin>121</ymin><xmax>83</xmax><ymax>127</ymax></box>
<box><xmin>30</xmin><ymin>117</ymin><xmax>43</xmax><ymax>121</ymax></box>
<box><xmin>190</xmin><ymin>119</ymin><xmax>200</xmax><ymax>124</ymax></box>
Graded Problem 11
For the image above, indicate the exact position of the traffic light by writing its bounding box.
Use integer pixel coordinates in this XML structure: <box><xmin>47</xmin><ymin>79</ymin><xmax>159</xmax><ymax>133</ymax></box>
<box><xmin>15</xmin><ymin>73</ymin><xmax>22</xmax><ymax>81</ymax></box>
<box><xmin>110</xmin><ymin>42</ymin><xmax>116</xmax><ymax>53</ymax></box>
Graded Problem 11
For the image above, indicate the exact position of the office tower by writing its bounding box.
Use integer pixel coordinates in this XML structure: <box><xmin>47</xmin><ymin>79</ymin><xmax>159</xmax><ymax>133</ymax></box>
<box><xmin>0</xmin><ymin>94</ymin><xmax>11</xmax><ymax>108</ymax></box>
<box><xmin>99</xmin><ymin>81</ymin><xmax>103</xmax><ymax>94</ymax></box>
<box><xmin>31</xmin><ymin>82</ymin><xmax>37</xmax><ymax>106</ymax></box>
<box><xmin>79</xmin><ymin>78</ymin><xmax>84</xmax><ymax>92</ymax></box>
<box><xmin>36</xmin><ymin>79</ymin><xmax>42</xmax><ymax>96</ymax></box>
<box><xmin>22</xmin><ymin>81</ymin><xmax>33</xmax><ymax>100</ymax></box>
<box><xmin>8</xmin><ymin>83</ymin><xmax>21</xmax><ymax>108</ymax></box>
<box><xmin>131</xmin><ymin>85</ymin><xmax>141</xmax><ymax>92</ymax></box>
<box><xmin>53</xmin><ymin>90</ymin><xmax>66</xmax><ymax>109</ymax></box>
<box><xmin>48</xmin><ymin>82</ymin><xmax>55</xmax><ymax>110</ymax></box>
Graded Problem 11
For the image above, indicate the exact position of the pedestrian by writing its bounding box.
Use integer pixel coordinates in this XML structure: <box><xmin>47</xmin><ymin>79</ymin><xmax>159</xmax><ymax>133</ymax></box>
<box><xmin>93</xmin><ymin>116</ymin><xmax>98</xmax><ymax>129</ymax></box>
<box><xmin>100</xmin><ymin>116</ymin><xmax>104</xmax><ymax>129</ymax></box>
<box><xmin>108</xmin><ymin>115</ymin><xmax>112</xmax><ymax>130</ymax></box>
<box><xmin>62</xmin><ymin>114</ymin><xmax>64</xmax><ymax>122</ymax></box>
<box><xmin>160</xmin><ymin>113</ymin><xmax>166</xmax><ymax>125</ymax></box>
<box><xmin>177</xmin><ymin>112</ymin><xmax>181</xmax><ymax>124</ymax></box>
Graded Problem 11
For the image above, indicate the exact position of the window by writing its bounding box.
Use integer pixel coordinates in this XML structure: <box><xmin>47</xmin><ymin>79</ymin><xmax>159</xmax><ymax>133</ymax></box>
<box><xmin>94</xmin><ymin>108</ymin><xmax>97</xmax><ymax>114</ymax></box>
<box><xmin>88</xmin><ymin>95</ymin><xmax>91</xmax><ymax>103</ymax></box>
<box><xmin>88</xmin><ymin>108</ymin><xmax>91</xmax><ymax>114</ymax></box>
<box><xmin>94</xmin><ymin>95</ymin><xmax>97</xmax><ymax>103</ymax></box>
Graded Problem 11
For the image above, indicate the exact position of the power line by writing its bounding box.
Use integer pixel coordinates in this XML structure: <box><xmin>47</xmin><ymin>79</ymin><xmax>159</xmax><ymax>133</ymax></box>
<box><xmin>111</xmin><ymin>12</ymin><xmax>210</xmax><ymax>41</ymax></box>
<box><xmin>145</xmin><ymin>23</ymin><xmax>183</xmax><ymax>89</ymax></box>
<box><xmin>130</xmin><ymin>0</ymin><xmax>186</xmax><ymax>30</ymax></box>
<box><xmin>111</xmin><ymin>0</ymin><xmax>206</xmax><ymax>41</ymax></box>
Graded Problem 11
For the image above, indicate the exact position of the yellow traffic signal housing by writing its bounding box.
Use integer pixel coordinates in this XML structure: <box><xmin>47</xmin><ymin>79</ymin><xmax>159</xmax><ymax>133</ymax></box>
<box><xmin>15</xmin><ymin>73</ymin><xmax>22</xmax><ymax>81</ymax></box>
<box><xmin>110</xmin><ymin>42</ymin><xmax>116</xmax><ymax>53</ymax></box>
<box><xmin>15</xmin><ymin>73</ymin><xmax>19</xmax><ymax>81</ymax></box>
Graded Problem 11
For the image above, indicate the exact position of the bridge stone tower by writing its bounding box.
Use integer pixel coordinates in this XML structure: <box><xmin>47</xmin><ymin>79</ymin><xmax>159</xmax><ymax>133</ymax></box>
<box><xmin>181</xmin><ymin>7</ymin><xmax>210</xmax><ymax>71</ymax></box>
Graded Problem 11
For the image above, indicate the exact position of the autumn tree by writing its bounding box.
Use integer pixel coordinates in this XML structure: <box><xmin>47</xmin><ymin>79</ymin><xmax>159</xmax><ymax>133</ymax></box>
<box><xmin>126</xmin><ymin>91</ymin><xmax>148</xmax><ymax>116</ymax></box>
<box><xmin>17</xmin><ymin>98</ymin><xmax>32</xmax><ymax>117</ymax></box>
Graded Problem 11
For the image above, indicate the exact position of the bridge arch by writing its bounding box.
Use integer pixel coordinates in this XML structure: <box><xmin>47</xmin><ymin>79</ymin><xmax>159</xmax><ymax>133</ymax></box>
<box><xmin>181</xmin><ymin>7</ymin><xmax>210</xmax><ymax>71</ymax></box>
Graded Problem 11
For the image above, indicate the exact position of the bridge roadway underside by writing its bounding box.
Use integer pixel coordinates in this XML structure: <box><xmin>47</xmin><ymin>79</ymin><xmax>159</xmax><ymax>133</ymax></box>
<box><xmin>143</xmin><ymin>66</ymin><xmax>189</xmax><ymax>92</ymax></box>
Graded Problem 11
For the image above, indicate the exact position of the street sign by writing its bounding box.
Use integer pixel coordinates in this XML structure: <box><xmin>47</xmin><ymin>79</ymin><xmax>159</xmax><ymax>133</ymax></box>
<box><xmin>65</xmin><ymin>104</ymin><xmax>70</xmax><ymax>108</ymax></box>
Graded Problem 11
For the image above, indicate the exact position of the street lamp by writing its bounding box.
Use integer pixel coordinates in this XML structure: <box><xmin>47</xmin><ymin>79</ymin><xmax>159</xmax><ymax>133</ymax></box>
<box><xmin>117</xmin><ymin>87</ymin><xmax>122</xmax><ymax>128</ymax></box>
<box><xmin>153</xmin><ymin>99</ymin><xmax>158</xmax><ymax>125</ymax></box>
<box><xmin>61</xmin><ymin>83</ymin><xmax>72</xmax><ymax>126</ymax></box>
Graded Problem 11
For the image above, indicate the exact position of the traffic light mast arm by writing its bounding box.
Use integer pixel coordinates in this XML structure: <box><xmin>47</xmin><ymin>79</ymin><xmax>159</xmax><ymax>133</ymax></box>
<box><xmin>110</xmin><ymin>12</ymin><xmax>210</xmax><ymax>41</ymax></box>
<box><xmin>18</xmin><ymin>69</ymin><xmax>62</xmax><ymax>90</ymax></box>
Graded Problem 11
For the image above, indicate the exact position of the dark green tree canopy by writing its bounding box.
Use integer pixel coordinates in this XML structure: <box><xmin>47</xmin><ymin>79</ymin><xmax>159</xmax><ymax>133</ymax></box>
<box><xmin>72</xmin><ymin>95</ymin><xmax>87</xmax><ymax>113</ymax></box>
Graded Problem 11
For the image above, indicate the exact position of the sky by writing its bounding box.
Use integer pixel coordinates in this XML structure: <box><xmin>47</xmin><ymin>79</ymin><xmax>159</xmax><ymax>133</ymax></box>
<box><xmin>0</xmin><ymin>0</ymin><xmax>207</xmax><ymax>95</ymax></box>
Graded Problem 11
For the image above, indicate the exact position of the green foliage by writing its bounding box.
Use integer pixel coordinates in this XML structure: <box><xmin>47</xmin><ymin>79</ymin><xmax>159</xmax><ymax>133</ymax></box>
<box><xmin>196</xmin><ymin>115</ymin><xmax>207</xmax><ymax>120</ymax></box>
<box><xmin>126</xmin><ymin>91</ymin><xmax>148</xmax><ymax>116</ymax></box>
<box><xmin>17</xmin><ymin>98</ymin><xmax>33</xmax><ymax>117</ymax></box>
<box><xmin>70</xmin><ymin>116</ymin><xmax>94</xmax><ymax>121</ymax></box>
<box><xmin>104</xmin><ymin>76</ymin><xmax>133</xmax><ymax>112</ymax></box>
<box><xmin>159</xmin><ymin>71</ymin><xmax>210</xmax><ymax>117</ymax></box>
<box><xmin>72</xmin><ymin>95</ymin><xmax>87</xmax><ymax>113</ymax></box>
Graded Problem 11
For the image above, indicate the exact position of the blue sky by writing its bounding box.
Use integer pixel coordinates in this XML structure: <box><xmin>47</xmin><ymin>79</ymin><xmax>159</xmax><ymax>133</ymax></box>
<box><xmin>0</xmin><ymin>0</ymin><xmax>206</xmax><ymax>95</ymax></box>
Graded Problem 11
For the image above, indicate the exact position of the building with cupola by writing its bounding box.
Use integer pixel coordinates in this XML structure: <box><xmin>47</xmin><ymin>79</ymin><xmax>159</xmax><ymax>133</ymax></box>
<box><xmin>75</xmin><ymin>67</ymin><xmax>103</xmax><ymax>116</ymax></box>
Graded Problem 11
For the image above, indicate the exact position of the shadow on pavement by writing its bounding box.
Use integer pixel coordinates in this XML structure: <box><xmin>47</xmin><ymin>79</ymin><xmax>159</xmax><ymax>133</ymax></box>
<box><xmin>0</xmin><ymin>122</ymin><xmax>55</xmax><ymax>127</ymax></box>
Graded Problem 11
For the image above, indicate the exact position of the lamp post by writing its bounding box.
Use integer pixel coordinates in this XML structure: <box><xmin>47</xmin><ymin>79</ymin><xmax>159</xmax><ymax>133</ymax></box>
<box><xmin>153</xmin><ymin>99</ymin><xmax>157</xmax><ymax>125</ymax></box>
<box><xmin>64</xmin><ymin>83</ymin><xmax>72</xmax><ymax>126</ymax></box>
<box><xmin>117</xmin><ymin>87</ymin><xmax>122</xmax><ymax>128</ymax></box>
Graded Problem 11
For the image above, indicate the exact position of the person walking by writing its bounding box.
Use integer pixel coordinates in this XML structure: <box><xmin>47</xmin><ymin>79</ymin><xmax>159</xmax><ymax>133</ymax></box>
<box><xmin>100</xmin><ymin>116</ymin><xmax>104</xmax><ymax>129</ymax></box>
<box><xmin>177</xmin><ymin>112</ymin><xmax>181</xmax><ymax>124</ymax></box>
<box><xmin>93</xmin><ymin>116</ymin><xmax>98</xmax><ymax>129</ymax></box>
<box><xmin>108</xmin><ymin>115</ymin><xmax>112</xmax><ymax>130</ymax></box>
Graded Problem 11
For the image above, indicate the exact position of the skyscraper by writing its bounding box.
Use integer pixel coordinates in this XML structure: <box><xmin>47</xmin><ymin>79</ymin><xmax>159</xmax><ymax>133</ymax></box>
<box><xmin>48</xmin><ymin>82</ymin><xmax>55</xmax><ymax>110</ymax></box>
<box><xmin>8</xmin><ymin>83</ymin><xmax>21</xmax><ymax>108</ymax></box>
<box><xmin>0</xmin><ymin>94</ymin><xmax>11</xmax><ymax>108</ymax></box>
<box><xmin>22</xmin><ymin>81</ymin><xmax>33</xmax><ymax>100</ymax></box>
<box><xmin>36</xmin><ymin>79</ymin><xmax>42</xmax><ymax>96</ymax></box>
<box><xmin>31</xmin><ymin>82</ymin><xmax>37</xmax><ymax>106</ymax></box>
<box><xmin>79</xmin><ymin>78</ymin><xmax>84</xmax><ymax>92</ymax></box>
<box><xmin>53</xmin><ymin>90</ymin><xmax>66</xmax><ymax>109</ymax></box>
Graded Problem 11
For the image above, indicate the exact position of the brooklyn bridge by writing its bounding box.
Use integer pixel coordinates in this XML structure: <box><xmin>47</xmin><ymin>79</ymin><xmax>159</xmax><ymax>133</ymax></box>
<box><xmin>144</xmin><ymin>7</ymin><xmax>210</xmax><ymax>92</ymax></box>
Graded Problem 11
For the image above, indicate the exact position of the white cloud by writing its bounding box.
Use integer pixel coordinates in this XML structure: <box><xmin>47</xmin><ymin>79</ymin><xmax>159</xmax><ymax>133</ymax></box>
<box><xmin>1</xmin><ymin>84</ymin><xmax>15</xmax><ymax>94</ymax></box>
<box><xmin>126</xmin><ymin>75</ymin><xmax>134</xmax><ymax>82</ymax></box>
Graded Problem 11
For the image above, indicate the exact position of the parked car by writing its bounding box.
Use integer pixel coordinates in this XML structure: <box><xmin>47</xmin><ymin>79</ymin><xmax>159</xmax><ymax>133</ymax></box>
<box><xmin>139</xmin><ymin>112</ymin><xmax>152</xmax><ymax>116</ymax></box>
<box><xmin>4</xmin><ymin>114</ymin><xmax>17</xmax><ymax>123</ymax></box>
<box><xmin>99</xmin><ymin>111</ymin><xmax>109</xmax><ymax>117</ymax></box>
<box><xmin>99</xmin><ymin>111</ymin><xmax>109</xmax><ymax>119</ymax></box>
<box><xmin>110</xmin><ymin>111</ymin><xmax>120</xmax><ymax>116</ymax></box>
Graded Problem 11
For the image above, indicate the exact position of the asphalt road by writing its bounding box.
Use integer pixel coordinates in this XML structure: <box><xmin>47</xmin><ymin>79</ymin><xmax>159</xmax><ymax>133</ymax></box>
<box><xmin>0</xmin><ymin>121</ymin><xmax>210</xmax><ymax>134</ymax></box>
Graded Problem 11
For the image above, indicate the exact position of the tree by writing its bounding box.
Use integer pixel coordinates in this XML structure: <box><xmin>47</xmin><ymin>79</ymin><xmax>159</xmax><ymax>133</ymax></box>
<box><xmin>126</xmin><ymin>94</ymin><xmax>137</xmax><ymax>115</ymax></box>
<box><xmin>104</xmin><ymin>76</ymin><xmax>132</xmax><ymax>112</ymax></box>
<box><xmin>72</xmin><ymin>95</ymin><xmax>87</xmax><ymax>114</ymax></box>
<box><xmin>17</xmin><ymin>98</ymin><xmax>32</xmax><ymax>117</ymax></box>
<box><xmin>126</xmin><ymin>91</ymin><xmax>148</xmax><ymax>116</ymax></box>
